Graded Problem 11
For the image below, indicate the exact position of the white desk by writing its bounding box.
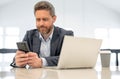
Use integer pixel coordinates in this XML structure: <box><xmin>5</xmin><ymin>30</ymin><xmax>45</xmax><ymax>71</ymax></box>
<box><xmin>0</xmin><ymin>66</ymin><xmax>120</xmax><ymax>79</ymax></box>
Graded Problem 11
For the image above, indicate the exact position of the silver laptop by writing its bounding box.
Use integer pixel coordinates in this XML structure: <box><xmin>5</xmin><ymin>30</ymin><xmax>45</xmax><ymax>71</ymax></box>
<box><xmin>46</xmin><ymin>36</ymin><xmax>102</xmax><ymax>69</ymax></box>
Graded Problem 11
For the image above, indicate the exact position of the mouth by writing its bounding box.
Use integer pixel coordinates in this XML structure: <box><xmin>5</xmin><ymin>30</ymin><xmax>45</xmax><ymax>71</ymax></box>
<box><xmin>39</xmin><ymin>27</ymin><xmax>48</xmax><ymax>34</ymax></box>
<box><xmin>40</xmin><ymin>26</ymin><xmax>47</xmax><ymax>29</ymax></box>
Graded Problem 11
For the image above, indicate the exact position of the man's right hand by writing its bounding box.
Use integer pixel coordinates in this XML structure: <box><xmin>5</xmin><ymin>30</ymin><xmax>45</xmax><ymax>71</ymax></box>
<box><xmin>15</xmin><ymin>50</ymin><xmax>28</xmax><ymax>67</ymax></box>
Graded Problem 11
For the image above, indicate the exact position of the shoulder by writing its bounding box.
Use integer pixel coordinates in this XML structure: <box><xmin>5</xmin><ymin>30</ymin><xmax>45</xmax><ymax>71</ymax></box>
<box><xmin>26</xmin><ymin>29</ymin><xmax>38</xmax><ymax>34</ymax></box>
<box><xmin>26</xmin><ymin>29</ymin><xmax>38</xmax><ymax>33</ymax></box>
<box><xmin>54</xmin><ymin>26</ymin><xmax>74</xmax><ymax>36</ymax></box>
<box><xmin>25</xmin><ymin>29</ymin><xmax>39</xmax><ymax>37</ymax></box>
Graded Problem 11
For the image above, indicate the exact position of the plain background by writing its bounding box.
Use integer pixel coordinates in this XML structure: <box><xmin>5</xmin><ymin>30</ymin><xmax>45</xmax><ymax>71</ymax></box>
<box><xmin>0</xmin><ymin>0</ymin><xmax>120</xmax><ymax>39</ymax></box>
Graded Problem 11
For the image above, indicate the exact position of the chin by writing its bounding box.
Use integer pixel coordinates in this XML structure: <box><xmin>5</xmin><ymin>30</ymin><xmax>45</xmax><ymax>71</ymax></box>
<box><xmin>41</xmin><ymin>31</ymin><xmax>48</xmax><ymax>35</ymax></box>
<box><xmin>39</xmin><ymin>29</ymin><xmax>50</xmax><ymax>35</ymax></box>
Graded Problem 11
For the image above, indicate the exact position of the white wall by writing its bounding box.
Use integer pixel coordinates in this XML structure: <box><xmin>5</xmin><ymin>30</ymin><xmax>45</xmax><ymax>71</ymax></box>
<box><xmin>0</xmin><ymin>0</ymin><xmax>37</xmax><ymax>39</ymax></box>
<box><xmin>64</xmin><ymin>0</ymin><xmax>120</xmax><ymax>37</ymax></box>
<box><xmin>82</xmin><ymin>0</ymin><xmax>120</xmax><ymax>37</ymax></box>
<box><xmin>0</xmin><ymin>0</ymin><xmax>120</xmax><ymax>40</ymax></box>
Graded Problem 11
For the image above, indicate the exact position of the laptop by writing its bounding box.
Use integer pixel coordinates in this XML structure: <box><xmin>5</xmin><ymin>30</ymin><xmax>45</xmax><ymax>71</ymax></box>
<box><xmin>46</xmin><ymin>36</ymin><xmax>102</xmax><ymax>69</ymax></box>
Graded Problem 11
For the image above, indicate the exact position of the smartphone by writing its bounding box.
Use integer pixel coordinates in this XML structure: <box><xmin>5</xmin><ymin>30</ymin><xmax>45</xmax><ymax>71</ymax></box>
<box><xmin>16</xmin><ymin>41</ymin><xmax>30</xmax><ymax>53</ymax></box>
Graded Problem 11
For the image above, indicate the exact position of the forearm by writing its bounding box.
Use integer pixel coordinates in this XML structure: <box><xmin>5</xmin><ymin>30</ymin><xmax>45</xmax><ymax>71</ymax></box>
<box><xmin>45</xmin><ymin>56</ymin><xmax>59</xmax><ymax>66</ymax></box>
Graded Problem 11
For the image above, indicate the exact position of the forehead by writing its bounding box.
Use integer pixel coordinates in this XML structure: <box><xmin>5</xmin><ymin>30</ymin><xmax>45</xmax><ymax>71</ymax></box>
<box><xmin>35</xmin><ymin>10</ymin><xmax>51</xmax><ymax>17</ymax></box>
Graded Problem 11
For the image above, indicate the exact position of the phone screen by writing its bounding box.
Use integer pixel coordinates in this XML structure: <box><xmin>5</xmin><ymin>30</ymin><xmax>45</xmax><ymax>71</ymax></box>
<box><xmin>16</xmin><ymin>42</ymin><xmax>30</xmax><ymax>53</ymax></box>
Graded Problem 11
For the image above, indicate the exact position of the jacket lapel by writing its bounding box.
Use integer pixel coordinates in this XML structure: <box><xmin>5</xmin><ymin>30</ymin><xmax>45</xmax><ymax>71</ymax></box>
<box><xmin>51</xmin><ymin>27</ymin><xmax>60</xmax><ymax>56</ymax></box>
<box><xmin>33</xmin><ymin>31</ymin><xmax>41</xmax><ymax>55</ymax></box>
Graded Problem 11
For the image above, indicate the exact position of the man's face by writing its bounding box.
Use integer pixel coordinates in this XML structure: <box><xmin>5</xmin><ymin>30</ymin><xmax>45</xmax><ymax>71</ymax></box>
<box><xmin>35</xmin><ymin>10</ymin><xmax>56</xmax><ymax>35</ymax></box>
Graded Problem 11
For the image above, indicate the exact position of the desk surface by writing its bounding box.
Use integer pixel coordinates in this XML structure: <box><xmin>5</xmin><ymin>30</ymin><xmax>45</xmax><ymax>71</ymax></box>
<box><xmin>0</xmin><ymin>66</ymin><xmax>120</xmax><ymax>79</ymax></box>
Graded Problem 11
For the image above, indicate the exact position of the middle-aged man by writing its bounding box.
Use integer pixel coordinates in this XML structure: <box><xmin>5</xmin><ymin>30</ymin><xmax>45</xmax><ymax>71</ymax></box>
<box><xmin>10</xmin><ymin>1</ymin><xmax>74</xmax><ymax>68</ymax></box>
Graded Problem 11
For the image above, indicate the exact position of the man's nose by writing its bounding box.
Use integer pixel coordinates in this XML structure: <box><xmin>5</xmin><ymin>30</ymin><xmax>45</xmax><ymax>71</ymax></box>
<box><xmin>38</xmin><ymin>20</ymin><xmax>44</xmax><ymax>26</ymax></box>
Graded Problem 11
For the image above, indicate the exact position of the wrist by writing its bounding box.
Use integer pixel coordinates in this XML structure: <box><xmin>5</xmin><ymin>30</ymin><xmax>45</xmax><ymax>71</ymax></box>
<box><xmin>41</xmin><ymin>58</ymin><xmax>48</xmax><ymax>67</ymax></box>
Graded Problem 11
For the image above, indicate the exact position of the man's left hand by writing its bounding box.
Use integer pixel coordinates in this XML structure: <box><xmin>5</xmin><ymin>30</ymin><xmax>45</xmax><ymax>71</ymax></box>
<box><xmin>27</xmin><ymin>52</ymin><xmax>43</xmax><ymax>68</ymax></box>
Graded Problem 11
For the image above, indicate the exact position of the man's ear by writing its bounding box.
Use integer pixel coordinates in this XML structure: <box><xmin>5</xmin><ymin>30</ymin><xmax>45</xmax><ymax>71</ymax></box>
<box><xmin>53</xmin><ymin>16</ymin><xmax>57</xmax><ymax>23</ymax></box>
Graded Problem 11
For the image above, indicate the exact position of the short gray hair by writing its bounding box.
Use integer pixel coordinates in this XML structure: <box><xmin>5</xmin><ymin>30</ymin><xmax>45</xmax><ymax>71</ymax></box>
<box><xmin>34</xmin><ymin>1</ymin><xmax>55</xmax><ymax>16</ymax></box>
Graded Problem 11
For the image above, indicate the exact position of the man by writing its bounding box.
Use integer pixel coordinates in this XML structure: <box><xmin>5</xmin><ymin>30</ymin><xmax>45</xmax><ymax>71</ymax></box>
<box><xmin>10</xmin><ymin>1</ymin><xmax>73</xmax><ymax>68</ymax></box>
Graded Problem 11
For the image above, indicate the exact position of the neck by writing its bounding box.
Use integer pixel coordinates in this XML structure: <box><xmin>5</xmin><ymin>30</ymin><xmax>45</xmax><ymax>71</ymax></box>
<box><xmin>42</xmin><ymin>33</ymin><xmax>50</xmax><ymax>40</ymax></box>
<box><xmin>42</xmin><ymin>29</ymin><xmax>52</xmax><ymax>40</ymax></box>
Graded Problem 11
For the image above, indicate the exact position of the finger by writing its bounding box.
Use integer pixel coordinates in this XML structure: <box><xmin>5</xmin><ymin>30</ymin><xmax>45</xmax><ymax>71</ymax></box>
<box><xmin>16</xmin><ymin>50</ymin><xmax>25</xmax><ymax>55</ymax></box>
<box><xmin>16</xmin><ymin>54</ymin><xmax>28</xmax><ymax>59</ymax></box>
<box><xmin>16</xmin><ymin>61</ymin><xmax>27</xmax><ymax>67</ymax></box>
<box><xmin>15</xmin><ymin>57</ymin><xmax>28</xmax><ymax>65</ymax></box>
<box><xmin>27</xmin><ymin>57</ymin><xmax>34</xmax><ymax>64</ymax></box>
<box><xmin>16</xmin><ymin>57</ymin><xmax>28</xmax><ymax>62</ymax></box>
<box><xmin>28</xmin><ymin>52</ymin><xmax>37</xmax><ymax>57</ymax></box>
<box><xmin>28</xmin><ymin>58</ymin><xmax>42</xmax><ymax>68</ymax></box>
<box><xmin>27</xmin><ymin>56</ymin><xmax>37</xmax><ymax>65</ymax></box>
<box><xmin>15</xmin><ymin>58</ymin><xmax>28</xmax><ymax>67</ymax></box>
<box><xmin>16</xmin><ymin>63</ymin><xmax>27</xmax><ymax>67</ymax></box>
<box><xmin>27</xmin><ymin>61</ymin><xmax>33</xmax><ymax>65</ymax></box>
<box><xmin>27</xmin><ymin>60</ymin><xmax>34</xmax><ymax>67</ymax></box>
<box><xmin>15</xmin><ymin>52</ymin><xmax>28</xmax><ymax>59</ymax></box>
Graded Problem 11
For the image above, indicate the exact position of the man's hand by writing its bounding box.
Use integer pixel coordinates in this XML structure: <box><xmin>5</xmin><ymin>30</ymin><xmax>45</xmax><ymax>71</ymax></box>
<box><xmin>15</xmin><ymin>50</ymin><xmax>28</xmax><ymax>67</ymax></box>
<box><xmin>27</xmin><ymin>52</ymin><xmax>43</xmax><ymax>68</ymax></box>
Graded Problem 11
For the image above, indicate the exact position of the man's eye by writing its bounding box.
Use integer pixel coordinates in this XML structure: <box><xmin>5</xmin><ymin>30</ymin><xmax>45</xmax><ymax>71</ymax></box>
<box><xmin>43</xmin><ymin>18</ymin><xmax>48</xmax><ymax>21</ymax></box>
<box><xmin>36</xmin><ymin>19</ymin><xmax>40</xmax><ymax>21</ymax></box>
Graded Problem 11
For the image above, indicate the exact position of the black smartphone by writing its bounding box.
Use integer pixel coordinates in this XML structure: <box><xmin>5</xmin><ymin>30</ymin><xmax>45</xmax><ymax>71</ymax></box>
<box><xmin>16</xmin><ymin>41</ymin><xmax>30</xmax><ymax>53</ymax></box>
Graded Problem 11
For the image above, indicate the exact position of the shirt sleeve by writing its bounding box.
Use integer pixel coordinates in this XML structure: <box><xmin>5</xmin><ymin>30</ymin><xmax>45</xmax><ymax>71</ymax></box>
<box><xmin>41</xmin><ymin>57</ymin><xmax>48</xmax><ymax>67</ymax></box>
